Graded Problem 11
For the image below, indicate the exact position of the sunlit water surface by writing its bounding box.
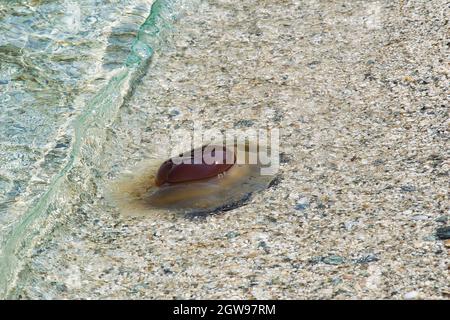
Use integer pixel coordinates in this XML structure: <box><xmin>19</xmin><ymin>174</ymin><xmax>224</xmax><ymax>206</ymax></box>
<box><xmin>0</xmin><ymin>0</ymin><xmax>195</xmax><ymax>297</ymax></box>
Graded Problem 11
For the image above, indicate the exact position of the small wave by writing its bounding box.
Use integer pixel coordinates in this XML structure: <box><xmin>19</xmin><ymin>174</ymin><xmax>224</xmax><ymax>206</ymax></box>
<box><xmin>0</xmin><ymin>0</ymin><xmax>189</xmax><ymax>298</ymax></box>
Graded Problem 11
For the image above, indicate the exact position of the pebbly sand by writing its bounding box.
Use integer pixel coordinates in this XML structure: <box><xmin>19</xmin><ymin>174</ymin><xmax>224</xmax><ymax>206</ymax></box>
<box><xmin>10</xmin><ymin>0</ymin><xmax>449</xmax><ymax>299</ymax></box>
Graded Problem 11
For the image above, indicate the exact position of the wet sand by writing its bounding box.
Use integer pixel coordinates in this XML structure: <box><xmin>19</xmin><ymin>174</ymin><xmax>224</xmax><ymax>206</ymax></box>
<box><xmin>12</xmin><ymin>0</ymin><xmax>449</xmax><ymax>299</ymax></box>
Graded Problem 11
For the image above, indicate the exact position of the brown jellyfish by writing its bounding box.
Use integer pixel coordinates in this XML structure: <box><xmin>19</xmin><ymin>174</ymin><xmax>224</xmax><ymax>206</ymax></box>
<box><xmin>109</xmin><ymin>143</ymin><xmax>274</xmax><ymax>216</ymax></box>
<box><xmin>154</xmin><ymin>145</ymin><xmax>235</xmax><ymax>187</ymax></box>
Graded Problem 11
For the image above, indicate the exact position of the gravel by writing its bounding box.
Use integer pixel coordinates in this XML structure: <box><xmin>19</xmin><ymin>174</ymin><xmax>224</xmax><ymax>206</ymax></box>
<box><xmin>10</xmin><ymin>0</ymin><xmax>449</xmax><ymax>299</ymax></box>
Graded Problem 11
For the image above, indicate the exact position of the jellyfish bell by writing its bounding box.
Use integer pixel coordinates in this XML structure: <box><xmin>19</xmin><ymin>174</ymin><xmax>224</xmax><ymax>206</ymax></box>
<box><xmin>108</xmin><ymin>143</ymin><xmax>274</xmax><ymax>216</ymax></box>
<box><xmin>154</xmin><ymin>145</ymin><xmax>235</xmax><ymax>186</ymax></box>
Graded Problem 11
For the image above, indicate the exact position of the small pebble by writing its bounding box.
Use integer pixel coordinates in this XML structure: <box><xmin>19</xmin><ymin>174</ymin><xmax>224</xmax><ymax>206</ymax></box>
<box><xmin>444</xmin><ymin>240</ymin><xmax>450</xmax><ymax>248</ymax></box>
<box><xmin>294</xmin><ymin>197</ymin><xmax>309</xmax><ymax>211</ymax></box>
<box><xmin>307</xmin><ymin>61</ymin><xmax>320</xmax><ymax>69</ymax></box>
<box><xmin>225</xmin><ymin>231</ymin><xmax>240</xmax><ymax>239</ymax></box>
<box><xmin>294</xmin><ymin>203</ymin><xmax>308</xmax><ymax>211</ymax></box>
<box><xmin>344</xmin><ymin>221</ymin><xmax>356</xmax><ymax>231</ymax></box>
<box><xmin>410</xmin><ymin>214</ymin><xmax>429</xmax><ymax>221</ymax></box>
<box><xmin>55</xmin><ymin>142</ymin><xmax>69</xmax><ymax>149</ymax></box>
<box><xmin>322</xmin><ymin>255</ymin><xmax>345</xmax><ymax>265</ymax></box>
<box><xmin>168</xmin><ymin>109</ymin><xmax>180</xmax><ymax>117</ymax></box>
<box><xmin>400</xmin><ymin>185</ymin><xmax>416</xmax><ymax>192</ymax></box>
<box><xmin>354</xmin><ymin>254</ymin><xmax>379</xmax><ymax>264</ymax></box>
<box><xmin>423</xmin><ymin>235</ymin><xmax>436</xmax><ymax>241</ymax></box>
<box><xmin>234</xmin><ymin>119</ymin><xmax>254</xmax><ymax>128</ymax></box>
<box><xmin>436</xmin><ymin>226</ymin><xmax>450</xmax><ymax>240</ymax></box>
<box><xmin>403</xmin><ymin>291</ymin><xmax>419</xmax><ymax>300</ymax></box>
<box><xmin>257</xmin><ymin>241</ymin><xmax>270</xmax><ymax>253</ymax></box>
<box><xmin>162</xmin><ymin>267</ymin><xmax>173</xmax><ymax>274</ymax></box>
<box><xmin>435</xmin><ymin>216</ymin><xmax>448</xmax><ymax>223</ymax></box>
<box><xmin>331</xmin><ymin>277</ymin><xmax>342</xmax><ymax>285</ymax></box>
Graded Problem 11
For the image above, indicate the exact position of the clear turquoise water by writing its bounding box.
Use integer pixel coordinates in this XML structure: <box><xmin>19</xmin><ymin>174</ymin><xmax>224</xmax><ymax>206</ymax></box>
<box><xmin>0</xmin><ymin>0</ymin><xmax>190</xmax><ymax>297</ymax></box>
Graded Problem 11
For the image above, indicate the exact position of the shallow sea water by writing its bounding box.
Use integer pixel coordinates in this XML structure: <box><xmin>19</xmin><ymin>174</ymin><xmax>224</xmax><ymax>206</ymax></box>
<box><xmin>0</xmin><ymin>0</ymin><xmax>197</xmax><ymax>297</ymax></box>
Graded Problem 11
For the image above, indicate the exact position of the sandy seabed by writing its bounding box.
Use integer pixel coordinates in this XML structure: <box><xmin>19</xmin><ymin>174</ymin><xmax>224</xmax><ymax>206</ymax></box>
<box><xmin>12</xmin><ymin>0</ymin><xmax>449</xmax><ymax>299</ymax></box>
